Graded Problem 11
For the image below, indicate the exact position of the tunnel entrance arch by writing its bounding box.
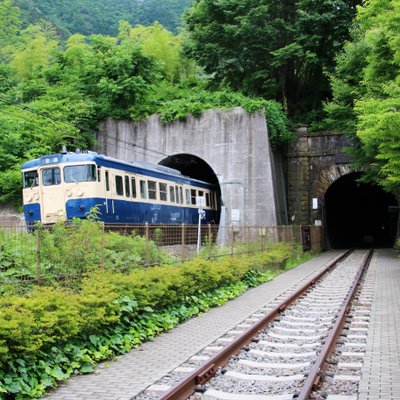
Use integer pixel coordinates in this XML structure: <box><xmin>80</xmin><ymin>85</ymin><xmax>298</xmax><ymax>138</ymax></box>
<box><xmin>159</xmin><ymin>153</ymin><xmax>219</xmax><ymax>186</ymax></box>
<box><xmin>324</xmin><ymin>172</ymin><xmax>398</xmax><ymax>248</ymax></box>
<box><xmin>159</xmin><ymin>153</ymin><xmax>221</xmax><ymax>223</ymax></box>
<box><xmin>98</xmin><ymin>109</ymin><xmax>279</xmax><ymax>231</ymax></box>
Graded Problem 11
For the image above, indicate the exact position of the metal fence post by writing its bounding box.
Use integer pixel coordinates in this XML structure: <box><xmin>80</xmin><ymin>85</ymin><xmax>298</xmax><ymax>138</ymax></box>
<box><xmin>181</xmin><ymin>223</ymin><xmax>186</xmax><ymax>261</ymax></box>
<box><xmin>35</xmin><ymin>226</ymin><xmax>41</xmax><ymax>281</ymax></box>
<box><xmin>230</xmin><ymin>225</ymin><xmax>235</xmax><ymax>257</ymax></box>
<box><xmin>261</xmin><ymin>227</ymin><xmax>264</xmax><ymax>252</ymax></box>
<box><xmin>145</xmin><ymin>223</ymin><xmax>150</xmax><ymax>265</ymax></box>
<box><xmin>100</xmin><ymin>222</ymin><xmax>105</xmax><ymax>270</ymax></box>
<box><xmin>208</xmin><ymin>223</ymin><xmax>212</xmax><ymax>259</ymax></box>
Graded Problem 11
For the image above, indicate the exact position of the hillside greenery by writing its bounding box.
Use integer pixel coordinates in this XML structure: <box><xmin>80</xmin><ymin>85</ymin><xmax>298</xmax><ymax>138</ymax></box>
<box><xmin>15</xmin><ymin>0</ymin><xmax>193</xmax><ymax>35</ymax></box>
<box><xmin>315</xmin><ymin>0</ymin><xmax>400</xmax><ymax>197</ymax></box>
<box><xmin>184</xmin><ymin>0</ymin><xmax>361</xmax><ymax>119</ymax></box>
<box><xmin>1</xmin><ymin>0</ymin><xmax>400</xmax><ymax>204</ymax></box>
<box><xmin>0</xmin><ymin>3</ymin><xmax>291</xmax><ymax>208</ymax></box>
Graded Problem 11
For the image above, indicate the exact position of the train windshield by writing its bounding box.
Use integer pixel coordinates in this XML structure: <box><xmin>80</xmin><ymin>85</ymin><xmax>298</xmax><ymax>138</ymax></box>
<box><xmin>23</xmin><ymin>170</ymin><xmax>39</xmax><ymax>188</ymax></box>
<box><xmin>64</xmin><ymin>164</ymin><xmax>96</xmax><ymax>183</ymax></box>
<box><xmin>42</xmin><ymin>167</ymin><xmax>61</xmax><ymax>186</ymax></box>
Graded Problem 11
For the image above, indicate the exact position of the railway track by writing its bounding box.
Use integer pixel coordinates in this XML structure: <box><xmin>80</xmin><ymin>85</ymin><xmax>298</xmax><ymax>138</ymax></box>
<box><xmin>134</xmin><ymin>249</ymin><xmax>374</xmax><ymax>400</ymax></box>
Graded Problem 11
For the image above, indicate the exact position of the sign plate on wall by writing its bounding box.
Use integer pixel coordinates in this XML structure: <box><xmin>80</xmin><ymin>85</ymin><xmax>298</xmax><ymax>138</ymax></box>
<box><xmin>231</xmin><ymin>209</ymin><xmax>240</xmax><ymax>222</ymax></box>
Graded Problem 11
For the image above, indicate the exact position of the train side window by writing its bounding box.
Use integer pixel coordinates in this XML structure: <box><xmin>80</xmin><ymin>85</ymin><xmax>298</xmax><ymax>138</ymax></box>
<box><xmin>125</xmin><ymin>176</ymin><xmax>130</xmax><ymax>197</ymax></box>
<box><xmin>191</xmin><ymin>189</ymin><xmax>196</xmax><ymax>205</ymax></box>
<box><xmin>169</xmin><ymin>185</ymin><xmax>175</xmax><ymax>203</ymax></box>
<box><xmin>97</xmin><ymin>167</ymin><xmax>101</xmax><ymax>182</ymax></box>
<box><xmin>64</xmin><ymin>165</ymin><xmax>96</xmax><ymax>182</ymax></box>
<box><xmin>175</xmin><ymin>186</ymin><xmax>179</xmax><ymax>204</ymax></box>
<box><xmin>179</xmin><ymin>187</ymin><xmax>183</xmax><ymax>204</ymax></box>
<box><xmin>148</xmin><ymin>180</ymin><xmax>157</xmax><ymax>200</ymax></box>
<box><xmin>206</xmin><ymin>192</ymin><xmax>210</xmax><ymax>207</ymax></box>
<box><xmin>185</xmin><ymin>189</ymin><xmax>190</xmax><ymax>205</ymax></box>
<box><xmin>115</xmin><ymin>175</ymin><xmax>124</xmax><ymax>196</ymax></box>
<box><xmin>105</xmin><ymin>171</ymin><xmax>110</xmax><ymax>191</ymax></box>
<box><xmin>23</xmin><ymin>170</ymin><xmax>39</xmax><ymax>188</ymax></box>
<box><xmin>159</xmin><ymin>182</ymin><xmax>167</xmax><ymax>201</ymax></box>
<box><xmin>131</xmin><ymin>177</ymin><xmax>137</xmax><ymax>198</ymax></box>
<box><xmin>140</xmin><ymin>180</ymin><xmax>147</xmax><ymax>199</ymax></box>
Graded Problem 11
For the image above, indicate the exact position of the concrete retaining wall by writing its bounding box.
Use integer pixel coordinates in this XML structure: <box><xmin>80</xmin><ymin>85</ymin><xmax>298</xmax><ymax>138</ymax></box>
<box><xmin>97</xmin><ymin>107</ymin><xmax>284</xmax><ymax>230</ymax></box>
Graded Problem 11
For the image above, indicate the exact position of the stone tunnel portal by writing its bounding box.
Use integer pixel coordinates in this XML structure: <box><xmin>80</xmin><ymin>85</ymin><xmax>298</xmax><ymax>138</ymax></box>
<box><xmin>325</xmin><ymin>172</ymin><xmax>398</xmax><ymax>248</ymax></box>
<box><xmin>159</xmin><ymin>153</ymin><xmax>221</xmax><ymax>223</ymax></box>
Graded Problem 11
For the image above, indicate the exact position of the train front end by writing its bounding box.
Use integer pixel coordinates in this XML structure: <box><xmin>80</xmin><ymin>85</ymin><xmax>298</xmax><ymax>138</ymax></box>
<box><xmin>22</xmin><ymin>153</ymin><xmax>102</xmax><ymax>227</ymax></box>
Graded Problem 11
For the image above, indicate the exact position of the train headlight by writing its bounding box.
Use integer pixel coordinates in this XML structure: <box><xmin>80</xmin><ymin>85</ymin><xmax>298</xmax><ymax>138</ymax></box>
<box><xmin>58</xmin><ymin>210</ymin><xmax>64</xmax><ymax>217</ymax></box>
<box><xmin>66</xmin><ymin>190</ymin><xmax>72</xmax><ymax>197</ymax></box>
<box><xmin>77</xmin><ymin>190</ymin><xmax>84</xmax><ymax>197</ymax></box>
<box><xmin>33</xmin><ymin>193</ymin><xmax>39</xmax><ymax>201</ymax></box>
<box><xmin>26</xmin><ymin>195</ymin><xmax>32</xmax><ymax>203</ymax></box>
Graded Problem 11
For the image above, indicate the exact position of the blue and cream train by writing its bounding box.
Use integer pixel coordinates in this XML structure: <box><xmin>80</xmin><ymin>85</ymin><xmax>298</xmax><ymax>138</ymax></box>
<box><xmin>22</xmin><ymin>150</ymin><xmax>219</xmax><ymax>226</ymax></box>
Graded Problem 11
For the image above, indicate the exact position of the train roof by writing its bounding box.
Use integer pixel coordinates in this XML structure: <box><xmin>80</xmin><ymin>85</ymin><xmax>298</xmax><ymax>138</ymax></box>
<box><xmin>22</xmin><ymin>151</ymin><xmax>216</xmax><ymax>188</ymax></box>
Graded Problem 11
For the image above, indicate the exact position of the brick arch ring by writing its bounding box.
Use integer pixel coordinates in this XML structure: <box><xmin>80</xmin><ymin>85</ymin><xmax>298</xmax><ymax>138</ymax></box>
<box><xmin>313</xmin><ymin>164</ymin><xmax>358</xmax><ymax>199</ymax></box>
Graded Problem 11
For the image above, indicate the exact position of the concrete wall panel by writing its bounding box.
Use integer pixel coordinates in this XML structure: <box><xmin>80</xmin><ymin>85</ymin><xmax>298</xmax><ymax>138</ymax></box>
<box><xmin>97</xmin><ymin>107</ymin><xmax>279</xmax><ymax>228</ymax></box>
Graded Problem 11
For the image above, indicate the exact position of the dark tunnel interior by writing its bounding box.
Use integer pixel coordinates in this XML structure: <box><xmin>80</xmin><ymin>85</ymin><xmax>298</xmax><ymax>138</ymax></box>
<box><xmin>325</xmin><ymin>172</ymin><xmax>399</xmax><ymax>249</ymax></box>
<box><xmin>159</xmin><ymin>154</ymin><xmax>219</xmax><ymax>185</ymax></box>
<box><xmin>159</xmin><ymin>153</ymin><xmax>222</xmax><ymax>222</ymax></box>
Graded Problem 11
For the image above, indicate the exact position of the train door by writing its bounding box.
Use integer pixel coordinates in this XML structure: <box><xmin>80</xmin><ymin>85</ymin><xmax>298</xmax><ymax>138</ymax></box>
<box><xmin>104</xmin><ymin>170</ymin><xmax>114</xmax><ymax>217</ymax></box>
<box><xmin>40</xmin><ymin>166</ymin><xmax>65</xmax><ymax>223</ymax></box>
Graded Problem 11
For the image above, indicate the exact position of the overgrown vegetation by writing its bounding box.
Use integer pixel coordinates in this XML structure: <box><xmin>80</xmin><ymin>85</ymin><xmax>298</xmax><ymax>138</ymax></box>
<box><xmin>184</xmin><ymin>0</ymin><xmax>361</xmax><ymax>120</ymax></box>
<box><xmin>1</xmin><ymin>0</ymin><xmax>399</xmax><ymax>208</ymax></box>
<box><xmin>314</xmin><ymin>0</ymin><xmax>400</xmax><ymax>197</ymax></box>
<box><xmin>0</xmin><ymin>4</ymin><xmax>291</xmax><ymax>208</ymax></box>
<box><xmin>0</xmin><ymin>219</ymin><xmax>174</xmax><ymax>292</ymax></box>
<box><xmin>132</xmin><ymin>80</ymin><xmax>293</xmax><ymax>147</ymax></box>
<box><xmin>15</xmin><ymin>0</ymin><xmax>193</xmax><ymax>36</ymax></box>
<box><xmin>0</xmin><ymin>238</ymin><xmax>308</xmax><ymax>399</ymax></box>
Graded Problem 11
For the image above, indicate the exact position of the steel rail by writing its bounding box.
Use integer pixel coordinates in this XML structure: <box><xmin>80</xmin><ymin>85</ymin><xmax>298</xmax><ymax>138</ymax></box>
<box><xmin>296</xmin><ymin>248</ymin><xmax>374</xmax><ymax>400</ymax></box>
<box><xmin>157</xmin><ymin>250</ymin><xmax>353</xmax><ymax>400</ymax></box>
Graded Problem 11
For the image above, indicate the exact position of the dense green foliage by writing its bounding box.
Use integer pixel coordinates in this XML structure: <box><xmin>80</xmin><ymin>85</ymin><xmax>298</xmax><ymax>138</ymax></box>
<box><xmin>0</xmin><ymin>242</ymin><xmax>304</xmax><ymax>399</ymax></box>
<box><xmin>132</xmin><ymin>80</ymin><xmax>293</xmax><ymax>147</ymax></box>
<box><xmin>1</xmin><ymin>0</ymin><xmax>399</xmax><ymax>202</ymax></box>
<box><xmin>0</xmin><ymin>4</ymin><xmax>292</xmax><ymax>208</ymax></box>
<box><xmin>318</xmin><ymin>0</ymin><xmax>400</xmax><ymax>196</ymax></box>
<box><xmin>15</xmin><ymin>0</ymin><xmax>193</xmax><ymax>35</ymax></box>
<box><xmin>184</xmin><ymin>0</ymin><xmax>360</xmax><ymax>119</ymax></box>
<box><xmin>0</xmin><ymin>218</ymin><xmax>174</xmax><ymax>291</ymax></box>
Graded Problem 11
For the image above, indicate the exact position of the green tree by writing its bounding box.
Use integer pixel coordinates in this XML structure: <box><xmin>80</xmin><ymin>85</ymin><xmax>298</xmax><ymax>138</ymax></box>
<box><xmin>0</xmin><ymin>87</ymin><xmax>96</xmax><ymax>205</ymax></box>
<box><xmin>121</xmin><ymin>21</ymin><xmax>195</xmax><ymax>82</ymax></box>
<box><xmin>80</xmin><ymin>34</ymin><xmax>159</xmax><ymax>118</ymax></box>
<box><xmin>14</xmin><ymin>0</ymin><xmax>194</xmax><ymax>37</ymax></box>
<box><xmin>11</xmin><ymin>21</ymin><xmax>60</xmax><ymax>81</ymax></box>
<box><xmin>0</xmin><ymin>0</ymin><xmax>21</xmax><ymax>60</ymax></box>
<box><xmin>354</xmin><ymin>0</ymin><xmax>400</xmax><ymax>195</ymax></box>
<box><xmin>184</xmin><ymin>0</ymin><xmax>360</xmax><ymax>119</ymax></box>
<box><xmin>323</xmin><ymin>0</ymin><xmax>400</xmax><ymax>195</ymax></box>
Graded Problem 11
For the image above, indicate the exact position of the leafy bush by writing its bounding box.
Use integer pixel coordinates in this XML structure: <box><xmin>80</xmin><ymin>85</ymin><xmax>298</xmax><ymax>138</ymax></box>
<box><xmin>131</xmin><ymin>80</ymin><xmax>294</xmax><ymax>148</ymax></box>
<box><xmin>0</xmin><ymin>219</ymin><xmax>175</xmax><ymax>290</ymax></box>
<box><xmin>0</xmin><ymin>229</ymin><xmax>36</xmax><ymax>274</ymax></box>
<box><xmin>0</xmin><ymin>243</ymin><xmax>304</xmax><ymax>399</ymax></box>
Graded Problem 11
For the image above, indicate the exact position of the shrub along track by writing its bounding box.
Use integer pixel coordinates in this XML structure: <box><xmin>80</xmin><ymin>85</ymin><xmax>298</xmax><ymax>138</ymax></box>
<box><xmin>134</xmin><ymin>249</ymin><xmax>373</xmax><ymax>400</ymax></box>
